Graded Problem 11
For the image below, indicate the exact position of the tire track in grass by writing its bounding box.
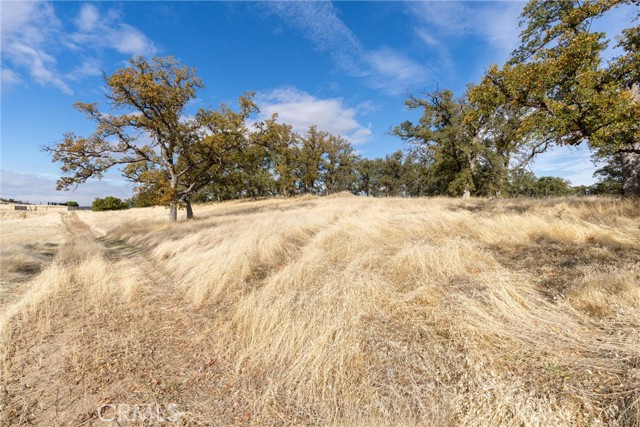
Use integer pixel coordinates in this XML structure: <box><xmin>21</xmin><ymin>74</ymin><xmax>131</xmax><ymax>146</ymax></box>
<box><xmin>3</xmin><ymin>213</ymin><xmax>261</xmax><ymax>426</ymax></box>
<box><xmin>70</xmin><ymin>213</ymin><xmax>268</xmax><ymax>426</ymax></box>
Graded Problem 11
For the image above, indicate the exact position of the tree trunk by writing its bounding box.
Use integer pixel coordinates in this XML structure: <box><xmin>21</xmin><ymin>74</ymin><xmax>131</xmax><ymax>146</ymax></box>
<box><xmin>621</xmin><ymin>143</ymin><xmax>640</xmax><ymax>198</ymax></box>
<box><xmin>168</xmin><ymin>173</ymin><xmax>178</xmax><ymax>222</ymax></box>
<box><xmin>622</xmin><ymin>85</ymin><xmax>640</xmax><ymax>198</ymax></box>
<box><xmin>185</xmin><ymin>197</ymin><xmax>194</xmax><ymax>220</ymax></box>
<box><xmin>462</xmin><ymin>154</ymin><xmax>477</xmax><ymax>199</ymax></box>
<box><xmin>168</xmin><ymin>201</ymin><xmax>178</xmax><ymax>222</ymax></box>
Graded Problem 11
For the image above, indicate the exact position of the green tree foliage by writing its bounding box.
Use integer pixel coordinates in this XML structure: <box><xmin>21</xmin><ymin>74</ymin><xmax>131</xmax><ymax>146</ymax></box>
<box><xmin>92</xmin><ymin>196</ymin><xmax>130</xmax><ymax>211</ymax></box>
<box><xmin>477</xmin><ymin>0</ymin><xmax>640</xmax><ymax>197</ymax></box>
<box><xmin>49</xmin><ymin>51</ymin><xmax>603</xmax><ymax>208</ymax></box>
<box><xmin>468</xmin><ymin>77</ymin><xmax>554</xmax><ymax>196</ymax></box>
<box><xmin>46</xmin><ymin>56</ymin><xmax>258</xmax><ymax>221</ymax></box>
<box><xmin>390</xmin><ymin>0</ymin><xmax>637</xmax><ymax>199</ymax></box>
<box><xmin>377</xmin><ymin>151</ymin><xmax>405</xmax><ymax>196</ymax></box>
<box><xmin>354</xmin><ymin>158</ymin><xmax>380</xmax><ymax>196</ymax></box>
<box><xmin>297</xmin><ymin>126</ymin><xmax>328</xmax><ymax>194</ymax></box>
<box><xmin>401</xmin><ymin>151</ymin><xmax>432</xmax><ymax>197</ymax></box>
<box><xmin>233</xmin><ymin>144</ymin><xmax>276</xmax><ymax>199</ymax></box>
<box><xmin>192</xmin><ymin>123</ymin><xmax>362</xmax><ymax>200</ymax></box>
<box><xmin>65</xmin><ymin>201</ymin><xmax>79</xmax><ymax>207</ymax></box>
<box><xmin>535</xmin><ymin>176</ymin><xmax>573</xmax><ymax>197</ymax></box>
<box><xmin>591</xmin><ymin>153</ymin><xmax>624</xmax><ymax>195</ymax></box>
<box><xmin>508</xmin><ymin>171</ymin><xmax>575</xmax><ymax>197</ymax></box>
<box><xmin>508</xmin><ymin>170</ymin><xmax>540</xmax><ymax>197</ymax></box>
<box><xmin>253</xmin><ymin>114</ymin><xmax>299</xmax><ymax>197</ymax></box>
<box><xmin>121</xmin><ymin>90</ymin><xmax>259</xmax><ymax>218</ymax></box>
<box><xmin>393</xmin><ymin>88</ymin><xmax>544</xmax><ymax>197</ymax></box>
<box><xmin>185</xmin><ymin>93</ymin><xmax>259</xmax><ymax>206</ymax></box>
<box><xmin>321</xmin><ymin>134</ymin><xmax>358</xmax><ymax>194</ymax></box>
<box><xmin>394</xmin><ymin>90</ymin><xmax>483</xmax><ymax>197</ymax></box>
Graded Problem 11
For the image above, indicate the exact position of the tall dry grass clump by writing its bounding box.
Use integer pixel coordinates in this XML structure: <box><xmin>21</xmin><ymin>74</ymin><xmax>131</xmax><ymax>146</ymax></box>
<box><xmin>2</xmin><ymin>196</ymin><xmax>639</xmax><ymax>426</ymax></box>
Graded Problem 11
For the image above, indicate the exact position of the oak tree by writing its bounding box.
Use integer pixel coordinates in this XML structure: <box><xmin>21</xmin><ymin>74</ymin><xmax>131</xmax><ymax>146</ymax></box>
<box><xmin>47</xmin><ymin>56</ymin><xmax>203</xmax><ymax>221</ymax></box>
<box><xmin>394</xmin><ymin>89</ymin><xmax>485</xmax><ymax>197</ymax></box>
<box><xmin>46</xmin><ymin>56</ymin><xmax>258</xmax><ymax>220</ymax></box>
<box><xmin>481</xmin><ymin>0</ymin><xmax>640</xmax><ymax>197</ymax></box>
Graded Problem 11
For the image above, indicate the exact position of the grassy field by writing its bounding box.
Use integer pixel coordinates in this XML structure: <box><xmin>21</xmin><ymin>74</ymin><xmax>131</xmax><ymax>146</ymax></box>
<box><xmin>1</xmin><ymin>195</ymin><xmax>639</xmax><ymax>426</ymax></box>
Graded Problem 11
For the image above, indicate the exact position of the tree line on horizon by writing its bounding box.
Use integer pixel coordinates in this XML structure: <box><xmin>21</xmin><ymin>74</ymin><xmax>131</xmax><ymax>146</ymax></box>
<box><xmin>46</xmin><ymin>0</ymin><xmax>638</xmax><ymax>221</ymax></box>
<box><xmin>88</xmin><ymin>149</ymin><xmax>618</xmax><ymax>211</ymax></box>
<box><xmin>161</xmin><ymin>141</ymin><xmax>619</xmax><ymax>205</ymax></box>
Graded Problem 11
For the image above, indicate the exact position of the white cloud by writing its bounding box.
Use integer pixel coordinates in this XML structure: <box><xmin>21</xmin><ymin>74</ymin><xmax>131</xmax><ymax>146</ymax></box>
<box><xmin>414</xmin><ymin>28</ymin><xmax>454</xmax><ymax>73</ymax></box>
<box><xmin>530</xmin><ymin>144</ymin><xmax>597</xmax><ymax>186</ymax></box>
<box><xmin>1</xmin><ymin>68</ymin><xmax>23</xmax><ymax>89</ymax></box>
<box><xmin>264</xmin><ymin>2</ymin><xmax>366</xmax><ymax>76</ymax></box>
<box><xmin>255</xmin><ymin>87</ymin><xmax>372</xmax><ymax>145</ymax></box>
<box><xmin>410</xmin><ymin>2</ymin><xmax>525</xmax><ymax>64</ymax></box>
<box><xmin>365</xmin><ymin>48</ymin><xmax>428</xmax><ymax>93</ymax></box>
<box><xmin>0</xmin><ymin>170</ymin><xmax>133</xmax><ymax>206</ymax></box>
<box><xmin>75</xmin><ymin>3</ymin><xmax>99</xmax><ymax>32</ymax></box>
<box><xmin>111</xmin><ymin>25</ymin><xmax>156</xmax><ymax>56</ymax></box>
<box><xmin>70</xmin><ymin>5</ymin><xmax>158</xmax><ymax>57</ymax></box>
<box><xmin>349</xmin><ymin>127</ymin><xmax>374</xmax><ymax>146</ymax></box>
<box><xmin>1</xmin><ymin>1</ymin><xmax>58</xmax><ymax>44</ymax></box>
<box><xmin>356</xmin><ymin>100</ymin><xmax>379</xmax><ymax>115</ymax></box>
<box><xmin>66</xmin><ymin>58</ymin><xmax>102</xmax><ymax>81</ymax></box>
<box><xmin>263</xmin><ymin>2</ymin><xmax>428</xmax><ymax>95</ymax></box>
<box><xmin>0</xmin><ymin>2</ymin><xmax>157</xmax><ymax>94</ymax></box>
<box><xmin>0</xmin><ymin>1</ymin><xmax>71</xmax><ymax>93</ymax></box>
<box><xmin>415</xmin><ymin>29</ymin><xmax>439</xmax><ymax>48</ymax></box>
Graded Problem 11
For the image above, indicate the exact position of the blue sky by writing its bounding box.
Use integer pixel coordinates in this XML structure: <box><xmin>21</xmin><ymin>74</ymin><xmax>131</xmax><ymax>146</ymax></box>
<box><xmin>1</xmin><ymin>1</ymin><xmax>636</xmax><ymax>205</ymax></box>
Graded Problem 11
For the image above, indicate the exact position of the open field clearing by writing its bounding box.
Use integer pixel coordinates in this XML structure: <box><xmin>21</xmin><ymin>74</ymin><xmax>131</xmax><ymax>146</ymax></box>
<box><xmin>1</xmin><ymin>196</ymin><xmax>639</xmax><ymax>426</ymax></box>
<box><xmin>0</xmin><ymin>211</ymin><xmax>68</xmax><ymax>312</ymax></box>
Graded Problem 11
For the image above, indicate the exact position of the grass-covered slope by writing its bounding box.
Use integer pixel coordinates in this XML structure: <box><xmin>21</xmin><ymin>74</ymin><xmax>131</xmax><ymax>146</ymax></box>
<box><xmin>2</xmin><ymin>196</ymin><xmax>639</xmax><ymax>426</ymax></box>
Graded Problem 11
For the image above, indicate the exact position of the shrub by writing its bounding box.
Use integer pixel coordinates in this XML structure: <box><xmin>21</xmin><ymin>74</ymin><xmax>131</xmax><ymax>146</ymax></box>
<box><xmin>92</xmin><ymin>196</ymin><xmax>130</xmax><ymax>211</ymax></box>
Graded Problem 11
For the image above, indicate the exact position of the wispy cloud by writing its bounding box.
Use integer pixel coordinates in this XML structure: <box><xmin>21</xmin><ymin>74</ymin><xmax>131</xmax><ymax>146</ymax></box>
<box><xmin>530</xmin><ymin>144</ymin><xmax>596</xmax><ymax>186</ymax></box>
<box><xmin>264</xmin><ymin>2</ymin><xmax>366</xmax><ymax>75</ymax></box>
<box><xmin>262</xmin><ymin>2</ymin><xmax>428</xmax><ymax>95</ymax></box>
<box><xmin>0</xmin><ymin>1</ymin><xmax>71</xmax><ymax>93</ymax></box>
<box><xmin>414</xmin><ymin>28</ymin><xmax>454</xmax><ymax>71</ymax></box>
<box><xmin>409</xmin><ymin>2</ymin><xmax>525</xmax><ymax>66</ymax></box>
<box><xmin>365</xmin><ymin>47</ymin><xmax>428</xmax><ymax>93</ymax></box>
<box><xmin>255</xmin><ymin>87</ymin><xmax>372</xmax><ymax>145</ymax></box>
<box><xmin>75</xmin><ymin>3</ymin><xmax>99</xmax><ymax>32</ymax></box>
<box><xmin>0</xmin><ymin>1</ymin><xmax>157</xmax><ymax>94</ymax></box>
<box><xmin>1</xmin><ymin>68</ymin><xmax>22</xmax><ymax>87</ymax></box>
<box><xmin>69</xmin><ymin>4</ymin><xmax>158</xmax><ymax>57</ymax></box>
<box><xmin>66</xmin><ymin>58</ymin><xmax>102</xmax><ymax>81</ymax></box>
<box><xmin>0</xmin><ymin>170</ymin><xmax>133</xmax><ymax>206</ymax></box>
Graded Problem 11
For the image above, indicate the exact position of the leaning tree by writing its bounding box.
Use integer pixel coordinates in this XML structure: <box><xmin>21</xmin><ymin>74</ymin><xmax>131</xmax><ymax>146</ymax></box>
<box><xmin>46</xmin><ymin>56</ymin><xmax>257</xmax><ymax>221</ymax></box>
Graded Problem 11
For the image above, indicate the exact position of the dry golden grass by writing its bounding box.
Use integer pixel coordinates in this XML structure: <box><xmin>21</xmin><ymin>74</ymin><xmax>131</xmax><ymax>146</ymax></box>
<box><xmin>0</xmin><ymin>211</ymin><xmax>67</xmax><ymax>312</ymax></box>
<box><xmin>1</xmin><ymin>196</ymin><xmax>639</xmax><ymax>426</ymax></box>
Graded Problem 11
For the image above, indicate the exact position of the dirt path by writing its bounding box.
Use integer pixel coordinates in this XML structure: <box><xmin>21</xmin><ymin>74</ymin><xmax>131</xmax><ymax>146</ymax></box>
<box><xmin>68</xmin><ymin>213</ymin><xmax>245</xmax><ymax>424</ymax></box>
<box><xmin>61</xmin><ymin>212</ymin><xmax>93</xmax><ymax>235</ymax></box>
<box><xmin>2</xmin><ymin>213</ymin><xmax>258</xmax><ymax>426</ymax></box>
